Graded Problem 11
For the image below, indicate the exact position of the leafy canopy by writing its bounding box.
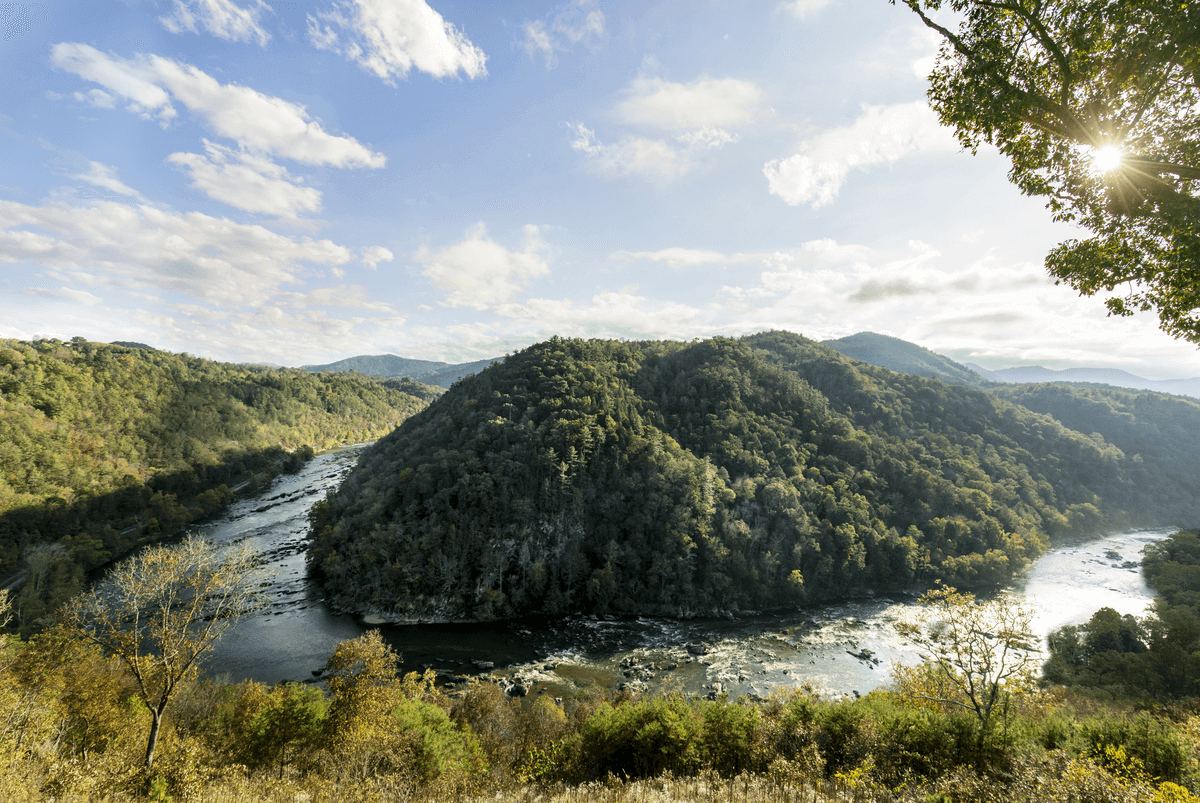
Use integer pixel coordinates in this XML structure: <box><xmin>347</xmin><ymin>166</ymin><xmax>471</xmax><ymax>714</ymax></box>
<box><xmin>896</xmin><ymin>0</ymin><xmax>1200</xmax><ymax>342</ymax></box>
<box><xmin>64</xmin><ymin>532</ymin><xmax>266</xmax><ymax>769</ymax></box>
<box><xmin>894</xmin><ymin>584</ymin><xmax>1042</xmax><ymax>750</ymax></box>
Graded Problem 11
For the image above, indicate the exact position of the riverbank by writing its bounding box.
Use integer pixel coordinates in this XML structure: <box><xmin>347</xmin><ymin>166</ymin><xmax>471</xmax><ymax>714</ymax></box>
<box><xmin>198</xmin><ymin>447</ymin><xmax>1175</xmax><ymax>698</ymax></box>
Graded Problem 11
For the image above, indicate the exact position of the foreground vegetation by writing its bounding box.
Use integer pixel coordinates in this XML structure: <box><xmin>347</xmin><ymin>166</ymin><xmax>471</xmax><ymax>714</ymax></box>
<box><xmin>310</xmin><ymin>332</ymin><xmax>1200</xmax><ymax>621</ymax></box>
<box><xmin>0</xmin><ymin>337</ymin><xmax>435</xmax><ymax>634</ymax></box>
<box><xmin>3</xmin><ymin>593</ymin><xmax>1200</xmax><ymax>802</ymax></box>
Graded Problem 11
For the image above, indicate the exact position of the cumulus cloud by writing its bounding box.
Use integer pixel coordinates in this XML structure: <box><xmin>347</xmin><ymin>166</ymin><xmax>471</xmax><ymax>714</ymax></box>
<box><xmin>521</xmin><ymin>0</ymin><xmax>605</xmax><ymax>68</ymax></box>
<box><xmin>361</xmin><ymin>245</ymin><xmax>393</xmax><ymax>268</ymax></box>
<box><xmin>159</xmin><ymin>0</ymin><xmax>273</xmax><ymax>46</ymax></box>
<box><xmin>73</xmin><ymin>161</ymin><xmax>145</xmax><ymax>200</ymax></box>
<box><xmin>571</xmin><ymin>73</ymin><xmax>759</xmax><ymax>181</ymax></box>
<box><xmin>570</xmin><ymin>123</ymin><xmax>687</xmax><ymax>181</ymax></box>
<box><xmin>616</xmin><ymin>75</ymin><xmax>762</xmax><ymax>131</ymax></box>
<box><xmin>778</xmin><ymin>0</ymin><xmax>833</xmax><ymax>19</ymax></box>
<box><xmin>306</xmin><ymin>0</ymin><xmax>487</xmax><ymax>84</ymax></box>
<box><xmin>0</xmin><ymin>198</ymin><xmax>354</xmax><ymax>308</ymax></box>
<box><xmin>414</xmin><ymin>223</ymin><xmax>549</xmax><ymax>309</ymax></box>
<box><xmin>51</xmin><ymin>43</ymin><xmax>386</xmax><ymax>168</ymax></box>
<box><xmin>167</xmin><ymin>140</ymin><xmax>322</xmax><ymax>217</ymax></box>
<box><xmin>763</xmin><ymin>101</ymin><xmax>961</xmax><ymax>208</ymax></box>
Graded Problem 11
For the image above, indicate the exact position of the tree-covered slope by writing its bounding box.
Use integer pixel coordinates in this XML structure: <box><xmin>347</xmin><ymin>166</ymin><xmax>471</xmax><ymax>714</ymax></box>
<box><xmin>308</xmin><ymin>333</ymin><xmax>1199</xmax><ymax>622</ymax></box>
<box><xmin>989</xmin><ymin>383</ymin><xmax>1200</xmax><ymax>518</ymax></box>
<box><xmin>0</xmin><ymin>337</ymin><xmax>433</xmax><ymax>628</ymax></box>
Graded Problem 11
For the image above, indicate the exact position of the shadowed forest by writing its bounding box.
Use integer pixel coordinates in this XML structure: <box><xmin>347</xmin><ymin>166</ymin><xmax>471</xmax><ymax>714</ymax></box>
<box><xmin>0</xmin><ymin>337</ymin><xmax>436</xmax><ymax>633</ymax></box>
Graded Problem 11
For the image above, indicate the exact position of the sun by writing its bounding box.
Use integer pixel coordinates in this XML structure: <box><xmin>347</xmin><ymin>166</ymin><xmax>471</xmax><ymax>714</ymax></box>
<box><xmin>1090</xmin><ymin>145</ymin><xmax>1124</xmax><ymax>172</ymax></box>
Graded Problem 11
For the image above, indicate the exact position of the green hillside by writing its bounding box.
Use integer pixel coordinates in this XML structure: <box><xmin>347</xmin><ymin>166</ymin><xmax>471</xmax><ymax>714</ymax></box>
<box><xmin>308</xmin><ymin>332</ymin><xmax>1200</xmax><ymax>622</ymax></box>
<box><xmin>0</xmin><ymin>337</ymin><xmax>433</xmax><ymax>629</ymax></box>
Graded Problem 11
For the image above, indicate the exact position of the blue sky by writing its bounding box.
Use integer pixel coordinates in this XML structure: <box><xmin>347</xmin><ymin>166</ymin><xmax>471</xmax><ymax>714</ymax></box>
<box><xmin>2</xmin><ymin>0</ymin><xmax>1197</xmax><ymax>378</ymax></box>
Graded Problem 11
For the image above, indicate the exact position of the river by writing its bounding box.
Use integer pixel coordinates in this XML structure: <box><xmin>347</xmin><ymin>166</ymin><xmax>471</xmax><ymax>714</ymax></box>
<box><xmin>199</xmin><ymin>445</ymin><xmax>1173</xmax><ymax>699</ymax></box>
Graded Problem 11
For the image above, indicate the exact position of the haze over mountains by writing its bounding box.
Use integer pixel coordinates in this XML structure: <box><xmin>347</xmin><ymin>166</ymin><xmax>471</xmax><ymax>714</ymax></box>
<box><xmin>818</xmin><ymin>332</ymin><xmax>1200</xmax><ymax>399</ymax></box>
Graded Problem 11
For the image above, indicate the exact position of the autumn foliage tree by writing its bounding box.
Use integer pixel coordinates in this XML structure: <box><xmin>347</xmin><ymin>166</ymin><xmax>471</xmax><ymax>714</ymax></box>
<box><xmin>64</xmin><ymin>532</ymin><xmax>265</xmax><ymax>769</ymax></box>
<box><xmin>894</xmin><ymin>585</ymin><xmax>1043</xmax><ymax>754</ymax></box>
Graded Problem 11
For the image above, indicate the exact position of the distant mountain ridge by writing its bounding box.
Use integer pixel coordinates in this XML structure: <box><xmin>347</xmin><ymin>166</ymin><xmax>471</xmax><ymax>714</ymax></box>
<box><xmin>300</xmin><ymin>354</ymin><xmax>451</xmax><ymax>379</ymax></box>
<box><xmin>821</xmin><ymin>332</ymin><xmax>986</xmax><ymax>387</ymax></box>
<box><xmin>972</xmin><ymin>364</ymin><xmax>1200</xmax><ymax>398</ymax></box>
<box><xmin>820</xmin><ymin>332</ymin><xmax>1198</xmax><ymax>399</ymax></box>
<box><xmin>301</xmin><ymin>354</ymin><xmax>502</xmax><ymax>388</ymax></box>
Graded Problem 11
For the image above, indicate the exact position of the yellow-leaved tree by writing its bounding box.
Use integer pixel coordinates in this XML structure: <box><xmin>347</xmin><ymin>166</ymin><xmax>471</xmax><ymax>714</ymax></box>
<box><xmin>893</xmin><ymin>585</ymin><xmax>1042</xmax><ymax>755</ymax></box>
<box><xmin>63</xmin><ymin>532</ymin><xmax>266</xmax><ymax>770</ymax></box>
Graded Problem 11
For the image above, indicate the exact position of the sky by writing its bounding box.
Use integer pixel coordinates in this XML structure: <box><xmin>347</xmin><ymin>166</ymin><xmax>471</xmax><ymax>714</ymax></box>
<box><xmin>1</xmin><ymin>0</ymin><xmax>1197</xmax><ymax>379</ymax></box>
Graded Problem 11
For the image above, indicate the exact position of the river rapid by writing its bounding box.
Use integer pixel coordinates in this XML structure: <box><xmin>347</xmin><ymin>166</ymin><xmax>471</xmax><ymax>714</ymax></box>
<box><xmin>199</xmin><ymin>445</ymin><xmax>1173</xmax><ymax>699</ymax></box>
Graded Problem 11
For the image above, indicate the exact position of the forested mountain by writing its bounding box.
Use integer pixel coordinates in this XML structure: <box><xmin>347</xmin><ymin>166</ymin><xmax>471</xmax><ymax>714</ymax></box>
<box><xmin>302</xmin><ymin>354</ymin><xmax>503</xmax><ymax>388</ymax></box>
<box><xmin>421</xmin><ymin>357</ymin><xmax>502</xmax><ymax>388</ymax></box>
<box><xmin>0</xmin><ymin>337</ymin><xmax>433</xmax><ymax>630</ymax></box>
<box><xmin>300</xmin><ymin>354</ymin><xmax>450</xmax><ymax>379</ymax></box>
<box><xmin>821</xmin><ymin>332</ymin><xmax>986</xmax><ymax>388</ymax></box>
<box><xmin>308</xmin><ymin>332</ymin><xmax>1200</xmax><ymax>623</ymax></box>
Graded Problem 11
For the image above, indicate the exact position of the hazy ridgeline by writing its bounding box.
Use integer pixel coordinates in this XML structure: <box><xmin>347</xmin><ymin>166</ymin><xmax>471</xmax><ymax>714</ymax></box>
<box><xmin>309</xmin><ymin>332</ymin><xmax>1200</xmax><ymax>622</ymax></box>
<box><xmin>0</xmin><ymin>337</ymin><xmax>435</xmax><ymax>632</ymax></box>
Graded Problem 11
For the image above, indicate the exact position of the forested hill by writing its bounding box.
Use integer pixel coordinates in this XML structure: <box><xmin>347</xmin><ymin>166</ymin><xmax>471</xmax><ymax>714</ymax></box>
<box><xmin>308</xmin><ymin>332</ymin><xmax>1200</xmax><ymax>623</ymax></box>
<box><xmin>0</xmin><ymin>337</ymin><xmax>434</xmax><ymax>630</ymax></box>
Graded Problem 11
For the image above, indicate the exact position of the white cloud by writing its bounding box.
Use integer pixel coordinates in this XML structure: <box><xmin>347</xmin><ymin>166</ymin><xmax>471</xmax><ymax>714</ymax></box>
<box><xmin>616</xmin><ymin>75</ymin><xmax>762</xmax><ymax>131</ymax></box>
<box><xmin>763</xmin><ymin>101</ymin><xmax>961</xmax><ymax>208</ymax></box>
<box><xmin>361</xmin><ymin>245</ymin><xmax>393</xmax><ymax>268</ymax></box>
<box><xmin>51</xmin><ymin>44</ymin><xmax>386</xmax><ymax>168</ymax></box>
<box><xmin>167</xmin><ymin>140</ymin><xmax>322</xmax><ymax>217</ymax></box>
<box><xmin>617</xmin><ymin>247</ymin><xmax>727</xmax><ymax>268</ymax></box>
<box><xmin>676</xmin><ymin>127</ymin><xmax>739</xmax><ymax>148</ymax></box>
<box><xmin>50</xmin><ymin>45</ymin><xmax>177</xmax><ymax>124</ymax></box>
<box><xmin>159</xmin><ymin>0</ymin><xmax>273</xmax><ymax>46</ymax></box>
<box><xmin>0</xmin><ymin>198</ymin><xmax>353</xmax><ymax>308</ymax></box>
<box><xmin>493</xmin><ymin>291</ymin><xmax>707</xmax><ymax>341</ymax></box>
<box><xmin>73</xmin><ymin>161</ymin><xmax>145</xmax><ymax>200</ymax></box>
<box><xmin>306</xmin><ymin>0</ymin><xmax>487</xmax><ymax>84</ymax></box>
<box><xmin>25</xmin><ymin>286</ymin><xmax>102</xmax><ymax>305</ymax></box>
<box><xmin>614</xmin><ymin>247</ymin><xmax>771</xmax><ymax>269</ymax></box>
<box><xmin>570</xmin><ymin>121</ymin><xmax>743</xmax><ymax>182</ymax></box>
<box><xmin>570</xmin><ymin>123</ymin><xmax>687</xmax><ymax>181</ymax></box>
<box><xmin>779</xmin><ymin>0</ymin><xmax>832</xmax><ymax>19</ymax></box>
<box><xmin>571</xmin><ymin>74</ymin><xmax>757</xmax><ymax>181</ymax></box>
<box><xmin>276</xmin><ymin>284</ymin><xmax>394</xmax><ymax>311</ymax></box>
<box><xmin>521</xmin><ymin>0</ymin><xmax>605</xmax><ymax>69</ymax></box>
<box><xmin>68</xmin><ymin>88</ymin><xmax>115</xmax><ymax>108</ymax></box>
<box><xmin>414</xmin><ymin>223</ymin><xmax>549</xmax><ymax>309</ymax></box>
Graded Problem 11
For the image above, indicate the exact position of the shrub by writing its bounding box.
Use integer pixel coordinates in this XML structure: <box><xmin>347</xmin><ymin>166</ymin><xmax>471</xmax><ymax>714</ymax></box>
<box><xmin>391</xmin><ymin>698</ymin><xmax>485</xmax><ymax>782</ymax></box>
<box><xmin>561</xmin><ymin>696</ymin><xmax>703</xmax><ymax>781</ymax></box>
<box><xmin>1079</xmin><ymin>711</ymin><xmax>1192</xmax><ymax>785</ymax></box>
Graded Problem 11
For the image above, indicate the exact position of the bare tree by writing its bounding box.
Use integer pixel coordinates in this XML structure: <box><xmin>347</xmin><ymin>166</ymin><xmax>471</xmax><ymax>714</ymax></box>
<box><xmin>64</xmin><ymin>532</ymin><xmax>266</xmax><ymax>769</ymax></box>
<box><xmin>893</xmin><ymin>585</ymin><xmax>1041</xmax><ymax>751</ymax></box>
